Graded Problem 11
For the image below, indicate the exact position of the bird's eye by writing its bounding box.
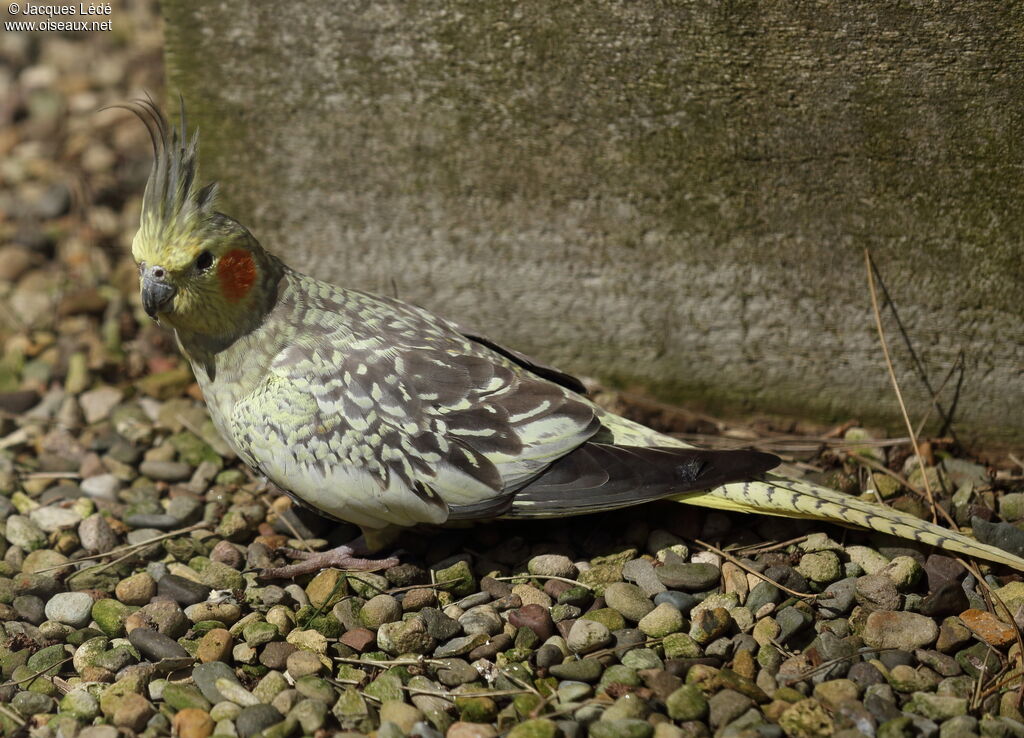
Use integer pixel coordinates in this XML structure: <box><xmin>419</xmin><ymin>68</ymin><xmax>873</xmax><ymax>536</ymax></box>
<box><xmin>195</xmin><ymin>251</ymin><xmax>214</xmax><ymax>271</ymax></box>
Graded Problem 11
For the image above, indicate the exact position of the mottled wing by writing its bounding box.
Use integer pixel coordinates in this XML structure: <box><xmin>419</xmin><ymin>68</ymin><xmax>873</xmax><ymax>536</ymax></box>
<box><xmin>231</xmin><ymin>326</ymin><xmax>599</xmax><ymax>528</ymax></box>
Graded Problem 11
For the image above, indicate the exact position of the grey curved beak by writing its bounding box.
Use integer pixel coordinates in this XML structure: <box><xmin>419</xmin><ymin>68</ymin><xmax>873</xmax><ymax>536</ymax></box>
<box><xmin>141</xmin><ymin>272</ymin><xmax>177</xmax><ymax>318</ymax></box>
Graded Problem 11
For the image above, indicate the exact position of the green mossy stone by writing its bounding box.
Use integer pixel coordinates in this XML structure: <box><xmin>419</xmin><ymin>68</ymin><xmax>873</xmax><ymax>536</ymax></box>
<box><xmin>456</xmin><ymin>693</ymin><xmax>499</xmax><ymax>723</ymax></box>
<box><xmin>434</xmin><ymin>560</ymin><xmax>476</xmax><ymax>599</ymax></box>
<box><xmin>581</xmin><ymin>608</ymin><xmax>626</xmax><ymax>632</ymax></box>
<box><xmin>662</xmin><ymin>633</ymin><xmax>702</xmax><ymax>660</ymax></box>
<box><xmin>200</xmin><ymin>561</ymin><xmax>245</xmax><ymax>590</ymax></box>
<box><xmin>364</xmin><ymin>673</ymin><xmax>403</xmax><ymax>703</ymax></box>
<box><xmin>27</xmin><ymin>643</ymin><xmax>68</xmax><ymax>676</ymax></box>
<box><xmin>599</xmin><ymin>665</ymin><xmax>641</xmax><ymax>693</ymax></box>
<box><xmin>666</xmin><ymin>684</ymin><xmax>708</xmax><ymax>722</ymax></box>
<box><xmin>576</xmin><ymin>564</ymin><xmax>623</xmax><ymax>596</ymax></box>
<box><xmin>91</xmin><ymin>599</ymin><xmax>136</xmax><ymax>638</ymax></box>
<box><xmin>162</xmin><ymin>683</ymin><xmax>213</xmax><ymax>712</ymax></box>
<box><xmin>59</xmin><ymin>689</ymin><xmax>100</xmax><ymax>721</ymax></box>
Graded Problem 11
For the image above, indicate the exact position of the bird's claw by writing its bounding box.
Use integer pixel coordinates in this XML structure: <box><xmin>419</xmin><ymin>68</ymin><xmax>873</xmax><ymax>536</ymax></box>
<box><xmin>258</xmin><ymin>545</ymin><xmax>399</xmax><ymax>579</ymax></box>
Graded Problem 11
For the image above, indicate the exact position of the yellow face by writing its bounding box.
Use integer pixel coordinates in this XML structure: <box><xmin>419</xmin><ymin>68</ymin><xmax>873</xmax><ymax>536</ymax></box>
<box><xmin>132</xmin><ymin>215</ymin><xmax>260</xmax><ymax>335</ymax></box>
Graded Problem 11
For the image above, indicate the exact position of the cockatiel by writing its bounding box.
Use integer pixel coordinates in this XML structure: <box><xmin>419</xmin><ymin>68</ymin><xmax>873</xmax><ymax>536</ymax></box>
<box><xmin>127</xmin><ymin>100</ymin><xmax>1024</xmax><ymax>576</ymax></box>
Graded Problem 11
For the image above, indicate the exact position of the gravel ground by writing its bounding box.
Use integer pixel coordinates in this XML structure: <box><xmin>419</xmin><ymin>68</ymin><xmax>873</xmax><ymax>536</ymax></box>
<box><xmin>3</xmin><ymin>9</ymin><xmax>1024</xmax><ymax>738</ymax></box>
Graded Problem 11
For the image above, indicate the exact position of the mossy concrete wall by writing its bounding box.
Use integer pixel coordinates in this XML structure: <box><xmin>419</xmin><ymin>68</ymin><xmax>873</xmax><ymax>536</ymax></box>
<box><xmin>162</xmin><ymin>1</ymin><xmax>1024</xmax><ymax>446</ymax></box>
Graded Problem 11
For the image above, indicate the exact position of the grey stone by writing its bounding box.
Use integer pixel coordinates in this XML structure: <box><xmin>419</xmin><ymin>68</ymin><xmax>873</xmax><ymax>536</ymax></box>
<box><xmin>603</xmin><ymin>582</ymin><xmax>655</xmax><ymax>622</ymax></box>
<box><xmin>236</xmin><ymin>704</ymin><xmax>284</xmax><ymax>738</ymax></box>
<box><xmin>193</xmin><ymin>661</ymin><xmax>242</xmax><ymax>704</ymax></box>
<box><xmin>45</xmin><ymin>591</ymin><xmax>94</xmax><ymax>628</ymax></box>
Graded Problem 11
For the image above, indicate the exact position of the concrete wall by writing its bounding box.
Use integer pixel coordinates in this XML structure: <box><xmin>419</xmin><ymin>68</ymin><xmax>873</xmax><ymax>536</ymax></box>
<box><xmin>162</xmin><ymin>1</ymin><xmax>1024</xmax><ymax>446</ymax></box>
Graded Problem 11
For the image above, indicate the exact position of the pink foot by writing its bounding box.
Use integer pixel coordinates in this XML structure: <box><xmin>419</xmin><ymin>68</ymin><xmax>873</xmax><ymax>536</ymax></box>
<box><xmin>258</xmin><ymin>545</ymin><xmax>399</xmax><ymax>579</ymax></box>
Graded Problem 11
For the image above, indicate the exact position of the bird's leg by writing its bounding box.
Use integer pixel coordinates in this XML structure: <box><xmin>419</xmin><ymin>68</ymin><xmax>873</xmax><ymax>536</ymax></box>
<box><xmin>258</xmin><ymin>527</ymin><xmax>400</xmax><ymax>579</ymax></box>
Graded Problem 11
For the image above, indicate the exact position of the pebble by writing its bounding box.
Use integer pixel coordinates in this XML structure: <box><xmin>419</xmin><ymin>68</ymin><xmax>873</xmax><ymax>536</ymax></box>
<box><xmin>460</xmin><ymin>605</ymin><xmax>503</xmax><ymax>636</ymax></box>
<box><xmin>261</xmin><ymin>642</ymin><xmax>298</xmax><ymax>670</ymax></box>
<box><xmin>549</xmin><ymin>658</ymin><xmax>605</xmax><ymax>683</ymax></box>
<box><xmin>637</xmin><ymin>602</ymin><xmax>685</xmax><ymax>637</ymax></box>
<box><xmin>79</xmin><ymin>386</ymin><xmax>124</xmax><ymax>424</ymax></box>
<box><xmin>567</xmin><ymin>619</ymin><xmax>613</xmax><ymax>654</ymax></box>
<box><xmin>818</xmin><ymin>577</ymin><xmax>857</xmax><ymax>618</ymax></box>
<box><xmin>193</xmin><ymin>662</ymin><xmax>243</xmax><ymax>704</ymax></box>
<box><xmin>656</xmin><ymin>563</ymin><xmax>721</xmax><ymax>591</ymax></box>
<box><xmin>623</xmin><ymin>558</ymin><xmax>668</xmax><ymax>597</ymax></box>
<box><xmin>80</xmin><ymin>473</ymin><xmax>121</xmax><ymax>500</ymax></box>
<box><xmin>197</xmin><ymin>628</ymin><xmax>234</xmax><ymax>663</ymax></box>
<box><xmin>5</xmin><ymin>515</ymin><xmax>47</xmax><ymax>550</ymax></box>
<box><xmin>215</xmin><ymin>678</ymin><xmax>261</xmax><ymax>707</ymax></box>
<box><xmin>172</xmin><ymin>708</ymin><xmax>215</xmax><ymax>738</ymax></box>
<box><xmin>158</xmin><ymin>574</ymin><xmax>212</xmax><ymax>606</ymax></box>
<box><xmin>116</xmin><ymin>571</ymin><xmax>157</xmax><ymax>605</ymax></box>
<box><xmin>286</xmin><ymin>649</ymin><xmax>323</xmax><ymax>678</ymax></box>
<box><xmin>862</xmin><ymin>611</ymin><xmax>939</xmax><ymax>651</ymax></box>
<box><xmin>129</xmin><ymin>627</ymin><xmax>191</xmax><ymax>661</ymax></box>
<box><xmin>528</xmin><ymin>554</ymin><xmax>578</xmax><ymax>579</ymax></box>
<box><xmin>140</xmin><ymin>459</ymin><xmax>194</xmax><ymax>481</ymax></box>
<box><xmin>959</xmin><ymin>608</ymin><xmax>1016</xmax><ymax>647</ymax></box>
<box><xmin>236</xmin><ymin>704</ymin><xmax>283</xmax><ymax>738</ymax></box>
<box><xmin>508</xmin><ymin>603</ymin><xmax>556</xmax><ymax>640</ymax></box>
<box><xmin>44</xmin><ymin>591</ymin><xmax>94</xmax><ymax>627</ymax></box>
<box><xmin>79</xmin><ymin>514</ymin><xmax>118</xmax><ymax>553</ymax></box>
<box><xmin>29</xmin><ymin>505</ymin><xmax>82</xmax><ymax>532</ymax></box>
<box><xmin>604</xmin><ymin>582</ymin><xmax>656</xmax><ymax>622</ymax></box>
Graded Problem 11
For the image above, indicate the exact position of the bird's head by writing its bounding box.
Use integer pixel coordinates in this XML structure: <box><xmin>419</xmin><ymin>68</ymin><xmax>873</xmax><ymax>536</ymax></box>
<box><xmin>127</xmin><ymin>99</ymin><xmax>275</xmax><ymax>338</ymax></box>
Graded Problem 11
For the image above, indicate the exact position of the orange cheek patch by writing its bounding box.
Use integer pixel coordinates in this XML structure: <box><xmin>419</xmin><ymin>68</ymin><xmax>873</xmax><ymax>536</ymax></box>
<box><xmin>218</xmin><ymin>249</ymin><xmax>257</xmax><ymax>302</ymax></box>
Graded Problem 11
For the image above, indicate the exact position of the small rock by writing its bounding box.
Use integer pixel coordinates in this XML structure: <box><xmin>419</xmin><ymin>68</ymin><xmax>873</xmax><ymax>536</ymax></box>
<box><xmin>80</xmin><ymin>473</ymin><xmax>121</xmax><ymax>500</ymax></box>
<box><xmin>193</xmin><ymin>662</ymin><xmax>242</xmax><ymax>704</ymax></box>
<box><xmin>260</xmin><ymin>641</ymin><xmax>298</xmax><ymax>669</ymax></box>
<box><xmin>79</xmin><ymin>387</ymin><xmax>124</xmax><ymax>425</ymax></box>
<box><xmin>29</xmin><ymin>505</ymin><xmax>82</xmax><ymax>532</ymax></box>
<box><xmin>235</xmin><ymin>704</ymin><xmax>283</xmax><ymax>738</ymax></box>
<box><xmin>604</xmin><ymin>582</ymin><xmax>656</xmax><ymax>622</ymax></box>
<box><xmin>656</xmin><ymin>563</ymin><xmax>721</xmax><ymax>591</ymax></box>
<box><xmin>197</xmin><ymin>628</ymin><xmax>234</xmax><ymax>663</ymax></box>
<box><xmin>960</xmin><ymin>608</ymin><xmax>1016</xmax><ymax>647</ymax></box>
<box><xmin>286</xmin><ymin>650</ymin><xmax>323</xmax><ymax>678</ymax></box>
<box><xmin>856</xmin><ymin>574</ymin><xmax>901</xmax><ymax>611</ymax></box>
<box><xmin>78</xmin><ymin>514</ymin><xmax>118</xmax><ymax>553</ymax></box>
<box><xmin>129</xmin><ymin>627</ymin><xmax>190</xmax><ymax>661</ymax></box>
<box><xmin>622</xmin><ymin>558</ymin><xmax>668</xmax><ymax>597</ymax></box>
<box><xmin>5</xmin><ymin>515</ymin><xmax>47</xmax><ymax>550</ymax></box>
<box><xmin>666</xmin><ymin>684</ymin><xmax>708</xmax><ymax>721</ymax></box>
<box><xmin>798</xmin><ymin>552</ymin><xmax>842</xmax><ymax>585</ymax></box>
<box><xmin>567</xmin><ymin>619</ymin><xmax>613</xmax><ymax>654</ymax></box>
<box><xmin>45</xmin><ymin>591</ymin><xmax>94</xmax><ymax>628</ymax></box>
<box><xmin>359</xmin><ymin>593</ymin><xmax>403</xmax><ymax>628</ymax></box>
<box><xmin>379</xmin><ymin>699</ymin><xmax>424</xmax><ymax>732</ymax></box>
<box><xmin>907</xmin><ymin>692</ymin><xmax>968</xmax><ymax>721</ymax></box>
<box><xmin>140</xmin><ymin>459</ymin><xmax>193</xmax><ymax>481</ymax></box>
<box><xmin>116</xmin><ymin>572</ymin><xmax>157</xmax><ymax>606</ymax></box>
<box><xmin>863</xmin><ymin>611</ymin><xmax>938</xmax><ymax>651</ymax></box>
<box><xmin>528</xmin><ymin>554</ymin><xmax>578</xmax><ymax>579</ymax></box>
<box><xmin>709</xmin><ymin>689</ymin><xmax>754</xmax><ymax>728</ymax></box>
<box><xmin>508</xmin><ymin>603</ymin><xmax>555</xmax><ymax>641</ymax></box>
<box><xmin>112</xmin><ymin>693</ymin><xmax>154</xmax><ymax>732</ymax></box>
<box><xmin>637</xmin><ymin>602</ymin><xmax>684</xmax><ymax>637</ymax></box>
<box><xmin>549</xmin><ymin>658</ymin><xmax>604</xmax><ymax>683</ymax></box>
<box><xmin>91</xmin><ymin>598</ymin><xmax>134</xmax><ymax>637</ymax></box>
<box><xmin>172</xmin><ymin>708</ymin><xmax>215</xmax><ymax>738</ymax></box>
